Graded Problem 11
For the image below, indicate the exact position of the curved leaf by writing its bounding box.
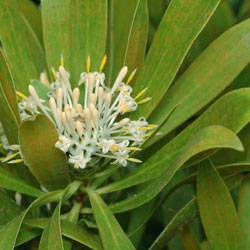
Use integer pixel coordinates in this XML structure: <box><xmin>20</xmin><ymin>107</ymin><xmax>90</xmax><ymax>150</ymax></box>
<box><xmin>130</xmin><ymin>0</ymin><xmax>220</xmax><ymax>120</ymax></box>
<box><xmin>42</xmin><ymin>0</ymin><xmax>107</xmax><ymax>85</ymax></box>
<box><xmin>0</xmin><ymin>166</ymin><xmax>43</xmax><ymax>197</ymax></box>
<box><xmin>98</xmin><ymin>89</ymin><xmax>250</xmax><ymax>194</ymax></box>
<box><xmin>0</xmin><ymin>0</ymin><xmax>47</xmax><ymax>94</ymax></box>
<box><xmin>19</xmin><ymin>114</ymin><xmax>69</xmax><ymax>190</ymax></box>
<box><xmin>87</xmin><ymin>188</ymin><xmax>135</xmax><ymax>250</ymax></box>
<box><xmin>149</xmin><ymin>19</ymin><xmax>250</xmax><ymax>145</ymax></box>
<box><xmin>197</xmin><ymin>164</ymin><xmax>243</xmax><ymax>250</ymax></box>
<box><xmin>107</xmin><ymin>125</ymin><xmax>243</xmax><ymax>213</ymax></box>
<box><xmin>238</xmin><ymin>174</ymin><xmax>250</xmax><ymax>249</ymax></box>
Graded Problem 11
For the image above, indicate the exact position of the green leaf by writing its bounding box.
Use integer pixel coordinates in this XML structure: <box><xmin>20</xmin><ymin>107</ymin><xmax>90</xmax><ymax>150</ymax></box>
<box><xmin>130</xmin><ymin>0</ymin><xmax>220</xmax><ymax>120</ymax></box>
<box><xmin>0</xmin><ymin>190</ymin><xmax>63</xmax><ymax>250</ymax></box>
<box><xmin>39</xmin><ymin>203</ymin><xmax>64</xmax><ymax>250</ymax></box>
<box><xmin>0</xmin><ymin>50</ymin><xmax>20</xmax><ymax>123</ymax></box>
<box><xmin>19</xmin><ymin>114</ymin><xmax>69</xmax><ymax>190</ymax></box>
<box><xmin>238</xmin><ymin>174</ymin><xmax>250</xmax><ymax>249</ymax></box>
<box><xmin>18</xmin><ymin>0</ymin><xmax>43</xmax><ymax>44</ymax></box>
<box><xmin>98</xmin><ymin>89</ymin><xmax>250</xmax><ymax>194</ymax></box>
<box><xmin>87</xmin><ymin>188</ymin><xmax>135</xmax><ymax>250</ymax></box>
<box><xmin>148</xmin><ymin>19</ymin><xmax>250</xmax><ymax>145</ymax></box>
<box><xmin>0</xmin><ymin>0</ymin><xmax>47</xmax><ymax>94</ymax></box>
<box><xmin>197</xmin><ymin>164</ymin><xmax>243</xmax><ymax>250</ymax></box>
<box><xmin>106</xmin><ymin>125</ymin><xmax>243</xmax><ymax>213</ymax></box>
<box><xmin>41</xmin><ymin>0</ymin><xmax>107</xmax><ymax>85</ymax></box>
<box><xmin>107</xmin><ymin>0</ymin><xmax>148</xmax><ymax>84</ymax></box>
<box><xmin>0</xmin><ymin>84</ymin><xmax>19</xmax><ymax>144</ymax></box>
<box><xmin>24</xmin><ymin>218</ymin><xmax>102</xmax><ymax>250</ymax></box>
<box><xmin>0</xmin><ymin>190</ymin><xmax>22</xmax><ymax>226</ymax></box>
<box><xmin>149</xmin><ymin>174</ymin><xmax>243</xmax><ymax>250</ymax></box>
<box><xmin>0</xmin><ymin>165</ymin><xmax>43</xmax><ymax>197</ymax></box>
<box><xmin>16</xmin><ymin>227</ymin><xmax>42</xmax><ymax>247</ymax></box>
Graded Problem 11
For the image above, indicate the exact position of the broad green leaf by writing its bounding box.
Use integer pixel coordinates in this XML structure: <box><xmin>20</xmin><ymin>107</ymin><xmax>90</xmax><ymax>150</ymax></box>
<box><xmin>98</xmin><ymin>89</ymin><xmax>250</xmax><ymax>194</ymax></box>
<box><xmin>0</xmin><ymin>50</ymin><xmax>20</xmax><ymax>123</ymax></box>
<box><xmin>0</xmin><ymin>166</ymin><xmax>43</xmax><ymax>197</ymax></box>
<box><xmin>149</xmin><ymin>19</ymin><xmax>250</xmax><ymax>145</ymax></box>
<box><xmin>24</xmin><ymin>218</ymin><xmax>102</xmax><ymax>250</ymax></box>
<box><xmin>19</xmin><ymin>114</ymin><xmax>69</xmax><ymax>190</ymax></box>
<box><xmin>107</xmin><ymin>0</ymin><xmax>148</xmax><ymax>84</ymax></box>
<box><xmin>87</xmin><ymin>188</ymin><xmax>135</xmax><ymax>250</ymax></box>
<box><xmin>197</xmin><ymin>164</ymin><xmax>243</xmax><ymax>250</ymax></box>
<box><xmin>0</xmin><ymin>84</ymin><xmax>19</xmax><ymax>144</ymax></box>
<box><xmin>150</xmin><ymin>174</ymin><xmax>243</xmax><ymax>250</ymax></box>
<box><xmin>107</xmin><ymin>125</ymin><xmax>243</xmax><ymax>213</ymax></box>
<box><xmin>0</xmin><ymin>190</ymin><xmax>22</xmax><ymax>226</ymax></box>
<box><xmin>0</xmin><ymin>0</ymin><xmax>47</xmax><ymax>94</ymax></box>
<box><xmin>0</xmin><ymin>190</ymin><xmax>63</xmax><ymax>250</ymax></box>
<box><xmin>18</xmin><ymin>0</ymin><xmax>43</xmax><ymax>44</ymax></box>
<box><xmin>130</xmin><ymin>0</ymin><xmax>220</xmax><ymax>120</ymax></box>
<box><xmin>98</xmin><ymin>124</ymin><xmax>243</xmax><ymax>195</ymax></box>
<box><xmin>147</xmin><ymin>0</ymin><xmax>166</xmax><ymax>27</ymax></box>
<box><xmin>16</xmin><ymin>227</ymin><xmax>42</xmax><ymax>247</ymax></box>
<box><xmin>238</xmin><ymin>174</ymin><xmax>250</xmax><ymax>249</ymax></box>
<box><xmin>39</xmin><ymin>203</ymin><xmax>63</xmax><ymax>250</ymax></box>
<box><xmin>42</xmin><ymin>0</ymin><xmax>107</xmax><ymax>85</ymax></box>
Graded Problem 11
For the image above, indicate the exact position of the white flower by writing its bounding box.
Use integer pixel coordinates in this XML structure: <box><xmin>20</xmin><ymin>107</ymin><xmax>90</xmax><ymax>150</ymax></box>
<box><xmin>24</xmin><ymin>56</ymin><xmax>154</xmax><ymax>168</ymax></box>
<box><xmin>69</xmin><ymin>153</ymin><xmax>91</xmax><ymax>169</ymax></box>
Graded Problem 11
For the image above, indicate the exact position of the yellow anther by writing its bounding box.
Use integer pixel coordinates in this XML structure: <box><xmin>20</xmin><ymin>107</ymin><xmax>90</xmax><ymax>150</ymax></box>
<box><xmin>99</xmin><ymin>55</ymin><xmax>107</xmax><ymax>73</ymax></box>
<box><xmin>1</xmin><ymin>152</ymin><xmax>19</xmax><ymax>163</ymax></box>
<box><xmin>127</xmin><ymin>158</ymin><xmax>142</xmax><ymax>163</ymax></box>
<box><xmin>110</xmin><ymin>145</ymin><xmax>119</xmax><ymax>151</ymax></box>
<box><xmin>60</xmin><ymin>54</ymin><xmax>64</xmax><ymax>67</ymax></box>
<box><xmin>16</xmin><ymin>91</ymin><xmax>28</xmax><ymax>100</ymax></box>
<box><xmin>134</xmin><ymin>87</ymin><xmax>148</xmax><ymax>100</ymax></box>
<box><xmin>8</xmin><ymin>159</ymin><xmax>24</xmax><ymax>164</ymax></box>
<box><xmin>137</xmin><ymin>97</ymin><xmax>152</xmax><ymax>104</ymax></box>
<box><xmin>127</xmin><ymin>147</ymin><xmax>141</xmax><ymax>151</ymax></box>
<box><xmin>148</xmin><ymin>124</ymin><xmax>157</xmax><ymax>128</ymax></box>
<box><xmin>138</xmin><ymin>127</ymin><xmax>151</xmax><ymax>131</ymax></box>
<box><xmin>87</xmin><ymin>55</ymin><xmax>91</xmax><ymax>73</ymax></box>
<box><xmin>126</xmin><ymin>69</ymin><xmax>137</xmax><ymax>85</ymax></box>
<box><xmin>145</xmin><ymin>131</ymin><xmax>154</xmax><ymax>137</ymax></box>
<box><xmin>51</xmin><ymin>67</ymin><xmax>58</xmax><ymax>81</ymax></box>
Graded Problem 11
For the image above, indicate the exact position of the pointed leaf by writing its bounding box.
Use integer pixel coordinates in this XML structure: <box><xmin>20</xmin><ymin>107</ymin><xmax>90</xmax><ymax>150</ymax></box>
<box><xmin>41</xmin><ymin>0</ymin><xmax>107</xmax><ymax>85</ymax></box>
<box><xmin>197</xmin><ymin>164</ymin><xmax>243</xmax><ymax>250</ymax></box>
<box><xmin>149</xmin><ymin>19</ymin><xmax>250</xmax><ymax>144</ymax></box>
<box><xmin>98</xmin><ymin>89</ymin><xmax>250</xmax><ymax>194</ymax></box>
<box><xmin>130</xmin><ymin>0</ymin><xmax>220</xmax><ymax>120</ymax></box>
<box><xmin>0</xmin><ymin>0</ymin><xmax>47</xmax><ymax>94</ymax></box>
<box><xmin>106</xmin><ymin>125</ymin><xmax>243</xmax><ymax>213</ymax></box>
<box><xmin>87</xmin><ymin>188</ymin><xmax>135</xmax><ymax>250</ymax></box>
<box><xmin>238</xmin><ymin>174</ymin><xmax>250</xmax><ymax>249</ymax></box>
<box><xmin>0</xmin><ymin>166</ymin><xmax>43</xmax><ymax>197</ymax></box>
<box><xmin>19</xmin><ymin>114</ymin><xmax>69</xmax><ymax>190</ymax></box>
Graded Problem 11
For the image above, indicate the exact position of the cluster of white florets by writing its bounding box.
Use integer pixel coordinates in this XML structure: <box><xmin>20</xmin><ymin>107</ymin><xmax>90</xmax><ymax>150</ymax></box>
<box><xmin>17</xmin><ymin>58</ymin><xmax>154</xmax><ymax>169</ymax></box>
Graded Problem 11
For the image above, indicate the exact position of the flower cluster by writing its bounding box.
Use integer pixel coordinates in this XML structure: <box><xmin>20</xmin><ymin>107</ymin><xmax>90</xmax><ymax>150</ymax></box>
<box><xmin>6</xmin><ymin>57</ymin><xmax>155</xmax><ymax>169</ymax></box>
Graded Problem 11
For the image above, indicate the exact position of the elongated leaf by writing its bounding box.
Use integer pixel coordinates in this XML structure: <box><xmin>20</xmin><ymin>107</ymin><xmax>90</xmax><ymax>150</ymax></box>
<box><xmin>150</xmin><ymin>174</ymin><xmax>243</xmax><ymax>250</ymax></box>
<box><xmin>130</xmin><ymin>0</ymin><xmax>220</xmax><ymax>120</ymax></box>
<box><xmin>0</xmin><ymin>0</ymin><xmax>47</xmax><ymax>94</ymax></box>
<box><xmin>107</xmin><ymin>125</ymin><xmax>243</xmax><ymax>213</ymax></box>
<box><xmin>0</xmin><ymin>190</ymin><xmax>22</xmax><ymax>226</ymax></box>
<box><xmin>238</xmin><ymin>174</ymin><xmax>250</xmax><ymax>249</ymax></box>
<box><xmin>99</xmin><ymin>89</ymin><xmax>250</xmax><ymax>194</ymax></box>
<box><xmin>16</xmin><ymin>227</ymin><xmax>42</xmax><ymax>247</ymax></box>
<box><xmin>0</xmin><ymin>84</ymin><xmax>19</xmax><ymax>144</ymax></box>
<box><xmin>149</xmin><ymin>19</ymin><xmax>250</xmax><ymax>145</ymax></box>
<box><xmin>42</xmin><ymin>0</ymin><xmax>107</xmax><ymax>85</ymax></box>
<box><xmin>39</xmin><ymin>203</ymin><xmax>63</xmax><ymax>250</ymax></box>
<box><xmin>24</xmin><ymin>218</ymin><xmax>102</xmax><ymax>250</ymax></box>
<box><xmin>0</xmin><ymin>190</ymin><xmax>63</xmax><ymax>250</ymax></box>
<box><xmin>0</xmin><ymin>50</ymin><xmax>20</xmax><ymax>123</ymax></box>
<box><xmin>0</xmin><ymin>166</ymin><xmax>43</xmax><ymax>197</ymax></box>
<box><xmin>87</xmin><ymin>188</ymin><xmax>135</xmax><ymax>250</ymax></box>
<box><xmin>107</xmin><ymin>0</ymin><xmax>148</xmax><ymax>84</ymax></box>
<box><xmin>197</xmin><ymin>164</ymin><xmax>243</xmax><ymax>250</ymax></box>
<box><xmin>19</xmin><ymin>114</ymin><xmax>69</xmax><ymax>190</ymax></box>
<box><xmin>18</xmin><ymin>0</ymin><xmax>43</xmax><ymax>44</ymax></box>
